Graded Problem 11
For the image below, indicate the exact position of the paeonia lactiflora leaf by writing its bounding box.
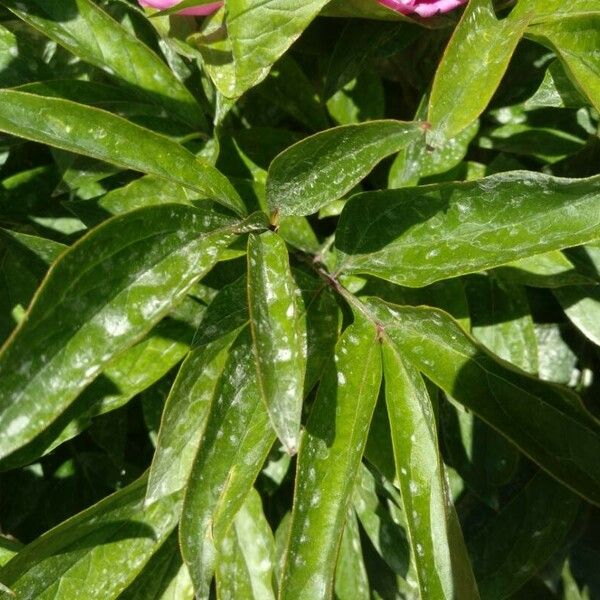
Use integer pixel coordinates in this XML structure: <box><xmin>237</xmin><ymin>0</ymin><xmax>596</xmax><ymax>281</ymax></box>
<box><xmin>0</xmin><ymin>0</ymin><xmax>599</xmax><ymax>598</ymax></box>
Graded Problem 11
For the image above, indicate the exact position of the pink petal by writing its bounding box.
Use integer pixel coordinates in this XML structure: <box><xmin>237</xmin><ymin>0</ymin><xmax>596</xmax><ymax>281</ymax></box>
<box><xmin>378</xmin><ymin>0</ymin><xmax>467</xmax><ymax>17</ymax></box>
<box><xmin>138</xmin><ymin>0</ymin><xmax>222</xmax><ymax>16</ymax></box>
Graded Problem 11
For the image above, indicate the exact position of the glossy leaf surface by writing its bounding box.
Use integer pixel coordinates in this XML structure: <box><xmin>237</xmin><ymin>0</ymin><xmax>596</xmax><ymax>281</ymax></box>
<box><xmin>280</xmin><ymin>317</ymin><xmax>382</xmax><ymax>599</ymax></box>
<box><xmin>5</xmin><ymin>0</ymin><xmax>206</xmax><ymax>129</ymax></box>
<box><xmin>382</xmin><ymin>341</ymin><xmax>479</xmax><ymax>599</ymax></box>
<box><xmin>267</xmin><ymin>121</ymin><xmax>423</xmax><ymax>217</ymax></box>
<box><xmin>428</xmin><ymin>0</ymin><xmax>528</xmax><ymax>142</ymax></box>
<box><xmin>247</xmin><ymin>232</ymin><xmax>307</xmax><ymax>453</ymax></box>
<box><xmin>180</xmin><ymin>329</ymin><xmax>275</xmax><ymax>598</ymax></box>
<box><xmin>0</xmin><ymin>91</ymin><xmax>244</xmax><ymax>215</ymax></box>
<box><xmin>215</xmin><ymin>488</ymin><xmax>276</xmax><ymax>600</ymax></box>
<box><xmin>0</xmin><ymin>206</ymin><xmax>263</xmax><ymax>461</ymax></box>
<box><xmin>0</xmin><ymin>476</ymin><xmax>181</xmax><ymax>599</ymax></box>
<box><xmin>225</xmin><ymin>0</ymin><xmax>332</xmax><ymax>98</ymax></box>
<box><xmin>365</xmin><ymin>299</ymin><xmax>600</xmax><ymax>505</ymax></box>
<box><xmin>145</xmin><ymin>334</ymin><xmax>238</xmax><ymax>506</ymax></box>
<box><xmin>337</xmin><ymin>172</ymin><xmax>600</xmax><ymax>287</ymax></box>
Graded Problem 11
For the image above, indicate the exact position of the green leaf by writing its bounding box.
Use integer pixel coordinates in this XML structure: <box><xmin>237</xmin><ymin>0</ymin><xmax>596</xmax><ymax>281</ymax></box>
<box><xmin>323</xmin><ymin>20</ymin><xmax>414</xmax><ymax>100</ymax></box>
<box><xmin>334</xmin><ymin>508</ymin><xmax>369</xmax><ymax>600</ymax></box>
<box><xmin>523</xmin><ymin>60</ymin><xmax>589</xmax><ymax>110</ymax></box>
<box><xmin>440</xmin><ymin>398</ymin><xmax>520</xmax><ymax>508</ymax></box>
<box><xmin>466</xmin><ymin>275</ymin><xmax>538</xmax><ymax>374</ymax></box>
<box><xmin>5</xmin><ymin>0</ymin><xmax>206</xmax><ymax>129</ymax></box>
<box><xmin>336</xmin><ymin>172</ymin><xmax>600</xmax><ymax>287</ymax></box>
<box><xmin>192</xmin><ymin>275</ymin><xmax>247</xmax><ymax>338</ymax></box>
<box><xmin>145</xmin><ymin>333</ymin><xmax>239</xmax><ymax>506</ymax></box>
<box><xmin>527</xmin><ymin>16</ymin><xmax>600</xmax><ymax>112</ymax></box>
<box><xmin>364</xmin><ymin>299</ymin><xmax>600</xmax><ymax>505</ymax></box>
<box><xmin>180</xmin><ymin>328</ymin><xmax>276</xmax><ymax>598</ymax></box>
<box><xmin>266</xmin><ymin>121</ymin><xmax>423</xmax><ymax>218</ymax></box>
<box><xmin>0</xmin><ymin>91</ymin><xmax>244</xmax><ymax>215</ymax></box>
<box><xmin>357</xmin><ymin>277</ymin><xmax>471</xmax><ymax>331</ymax></box>
<box><xmin>496</xmin><ymin>251</ymin><xmax>594</xmax><ymax>288</ymax></box>
<box><xmin>224</xmin><ymin>0</ymin><xmax>333</xmax><ymax>99</ymax></box>
<box><xmin>554</xmin><ymin>285</ymin><xmax>600</xmax><ymax>346</ymax></box>
<box><xmin>326</xmin><ymin>71</ymin><xmax>385</xmax><ymax>126</ymax></box>
<box><xmin>192</xmin><ymin>268</ymin><xmax>338</xmax><ymax>394</ymax></box>
<box><xmin>0</xmin><ymin>538</ymin><xmax>21</xmax><ymax>568</ymax></box>
<box><xmin>0</xmin><ymin>311</ymin><xmax>197</xmax><ymax>471</ymax></box>
<box><xmin>468</xmin><ymin>472</ymin><xmax>581</xmax><ymax>599</ymax></box>
<box><xmin>119</xmin><ymin>532</ymin><xmax>194</xmax><ymax>600</ymax></box>
<box><xmin>293</xmin><ymin>268</ymin><xmax>340</xmax><ymax>395</ymax></box>
<box><xmin>352</xmin><ymin>465</ymin><xmax>410</xmax><ymax>577</ymax></box>
<box><xmin>215</xmin><ymin>488</ymin><xmax>276</xmax><ymax>600</ymax></box>
<box><xmin>66</xmin><ymin>175</ymin><xmax>197</xmax><ymax>227</ymax></box>
<box><xmin>0</xmin><ymin>476</ymin><xmax>181</xmax><ymax>599</ymax></box>
<box><xmin>428</xmin><ymin>0</ymin><xmax>529</xmax><ymax>142</ymax></box>
<box><xmin>0</xmin><ymin>230</ymin><xmax>66</xmax><ymax>344</ymax></box>
<box><xmin>0</xmin><ymin>205</ymin><xmax>264</xmax><ymax>462</ymax></box>
<box><xmin>390</xmin><ymin>95</ymin><xmax>478</xmax><ymax>188</ymax></box>
<box><xmin>247</xmin><ymin>231</ymin><xmax>307</xmax><ymax>453</ymax></box>
<box><xmin>536</xmin><ymin>324</ymin><xmax>579</xmax><ymax>385</ymax></box>
<box><xmin>510</xmin><ymin>0</ymin><xmax>599</xmax><ymax>19</ymax></box>
<box><xmin>256</xmin><ymin>56</ymin><xmax>329</xmax><ymax>131</ymax></box>
<box><xmin>279</xmin><ymin>317</ymin><xmax>382</xmax><ymax>600</ymax></box>
<box><xmin>323</xmin><ymin>0</ymin><xmax>414</xmax><ymax>20</ymax></box>
<box><xmin>382</xmin><ymin>340</ymin><xmax>480</xmax><ymax>599</ymax></box>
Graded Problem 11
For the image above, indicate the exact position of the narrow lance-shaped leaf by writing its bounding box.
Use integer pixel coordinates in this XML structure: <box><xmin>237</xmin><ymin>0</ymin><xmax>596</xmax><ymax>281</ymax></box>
<box><xmin>248</xmin><ymin>232</ymin><xmax>307</xmax><ymax>454</ymax></box>
<box><xmin>365</xmin><ymin>298</ymin><xmax>600</xmax><ymax>505</ymax></box>
<box><xmin>279</xmin><ymin>317</ymin><xmax>382</xmax><ymax>600</ymax></box>
<box><xmin>334</xmin><ymin>509</ymin><xmax>370</xmax><ymax>600</ymax></box>
<box><xmin>266</xmin><ymin>121</ymin><xmax>424</xmax><ymax>217</ymax></box>
<box><xmin>353</xmin><ymin>464</ymin><xmax>410</xmax><ymax>578</ymax></box>
<box><xmin>0</xmin><ymin>310</ymin><xmax>198</xmax><ymax>472</ymax></box>
<box><xmin>5</xmin><ymin>0</ymin><xmax>206</xmax><ymax>129</ymax></box>
<box><xmin>119</xmin><ymin>531</ymin><xmax>194</xmax><ymax>600</ymax></box>
<box><xmin>382</xmin><ymin>341</ymin><xmax>480</xmax><ymax>599</ymax></box>
<box><xmin>180</xmin><ymin>328</ymin><xmax>276</xmax><ymax>599</ymax></box>
<box><xmin>554</xmin><ymin>285</ymin><xmax>600</xmax><ymax>347</ymax></box>
<box><xmin>225</xmin><ymin>0</ymin><xmax>333</xmax><ymax>98</ymax></box>
<box><xmin>428</xmin><ymin>0</ymin><xmax>529</xmax><ymax>143</ymax></box>
<box><xmin>145</xmin><ymin>332</ymin><xmax>239</xmax><ymax>506</ymax></box>
<box><xmin>496</xmin><ymin>250</ymin><xmax>594</xmax><ymax>288</ymax></box>
<box><xmin>0</xmin><ymin>476</ymin><xmax>181</xmax><ymax>599</ymax></box>
<box><xmin>336</xmin><ymin>172</ymin><xmax>600</xmax><ymax>287</ymax></box>
<box><xmin>553</xmin><ymin>245</ymin><xmax>600</xmax><ymax>345</ymax></box>
<box><xmin>0</xmin><ymin>91</ymin><xmax>244</xmax><ymax>215</ymax></box>
<box><xmin>0</xmin><ymin>230</ymin><xmax>66</xmax><ymax>345</ymax></box>
<box><xmin>468</xmin><ymin>472</ymin><xmax>581</xmax><ymax>600</ymax></box>
<box><xmin>512</xmin><ymin>0</ymin><xmax>600</xmax><ymax>109</ymax></box>
<box><xmin>0</xmin><ymin>206</ymin><xmax>266</xmax><ymax>461</ymax></box>
<box><xmin>215</xmin><ymin>488</ymin><xmax>276</xmax><ymax>600</ymax></box>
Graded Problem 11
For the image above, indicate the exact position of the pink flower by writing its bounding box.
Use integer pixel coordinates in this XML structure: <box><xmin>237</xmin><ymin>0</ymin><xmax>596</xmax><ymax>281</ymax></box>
<box><xmin>138</xmin><ymin>0</ymin><xmax>222</xmax><ymax>16</ymax></box>
<box><xmin>378</xmin><ymin>0</ymin><xmax>466</xmax><ymax>17</ymax></box>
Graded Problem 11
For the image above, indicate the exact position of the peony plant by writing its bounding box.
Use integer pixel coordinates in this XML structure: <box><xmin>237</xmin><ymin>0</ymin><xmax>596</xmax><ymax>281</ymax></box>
<box><xmin>0</xmin><ymin>1</ymin><xmax>599</xmax><ymax>599</ymax></box>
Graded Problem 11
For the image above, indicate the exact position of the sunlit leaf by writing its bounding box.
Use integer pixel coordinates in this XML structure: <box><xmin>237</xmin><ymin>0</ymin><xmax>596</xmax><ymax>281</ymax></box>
<box><xmin>0</xmin><ymin>206</ymin><xmax>265</xmax><ymax>461</ymax></box>
<box><xmin>0</xmin><ymin>91</ymin><xmax>244</xmax><ymax>215</ymax></box>
<box><xmin>267</xmin><ymin>121</ymin><xmax>423</xmax><ymax>218</ymax></box>
<box><xmin>180</xmin><ymin>329</ymin><xmax>275</xmax><ymax>598</ymax></box>
<box><xmin>247</xmin><ymin>231</ymin><xmax>307</xmax><ymax>453</ymax></box>
<box><xmin>337</xmin><ymin>172</ymin><xmax>600</xmax><ymax>287</ymax></box>
<box><xmin>279</xmin><ymin>317</ymin><xmax>382</xmax><ymax>599</ymax></box>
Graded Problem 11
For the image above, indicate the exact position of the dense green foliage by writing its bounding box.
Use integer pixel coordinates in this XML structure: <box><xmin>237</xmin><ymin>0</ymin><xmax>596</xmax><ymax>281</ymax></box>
<box><xmin>1</xmin><ymin>1</ymin><xmax>600</xmax><ymax>598</ymax></box>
